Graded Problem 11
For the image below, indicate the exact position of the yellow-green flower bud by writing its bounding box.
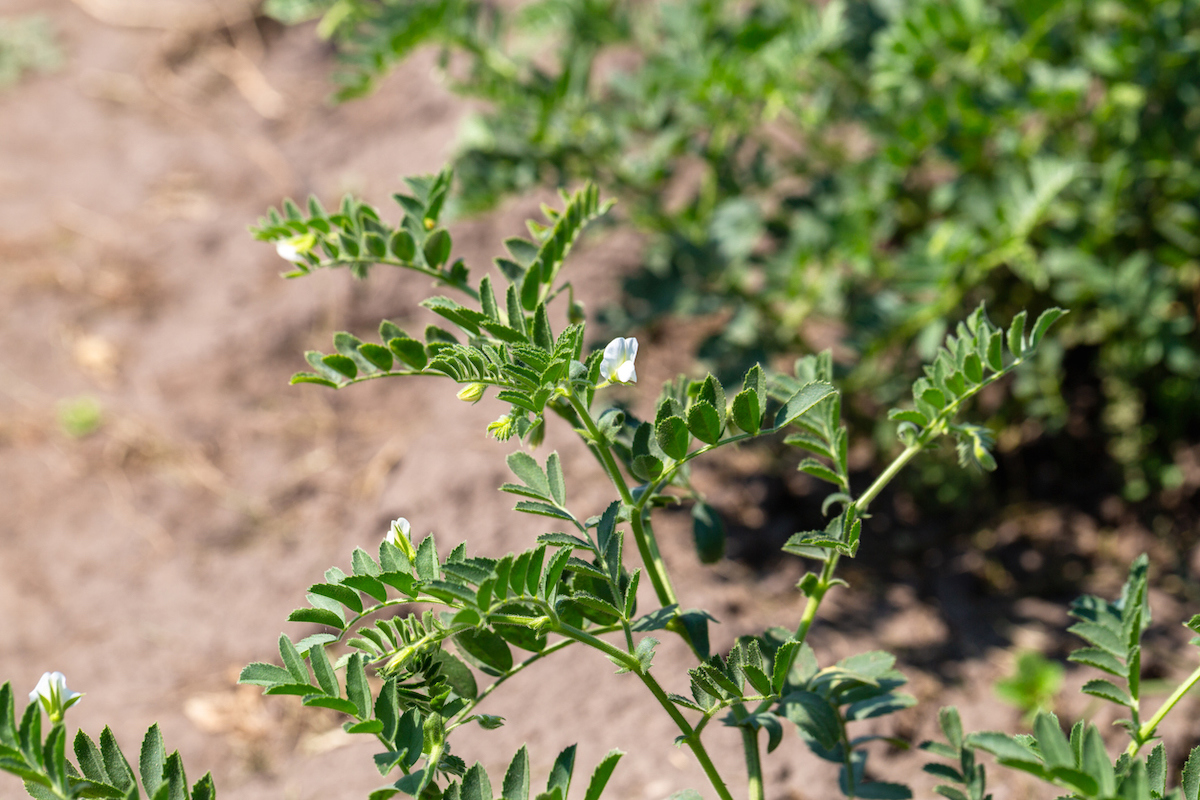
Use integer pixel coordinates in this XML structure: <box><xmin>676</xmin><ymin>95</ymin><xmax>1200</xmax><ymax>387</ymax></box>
<box><xmin>457</xmin><ymin>383</ymin><xmax>486</xmax><ymax>403</ymax></box>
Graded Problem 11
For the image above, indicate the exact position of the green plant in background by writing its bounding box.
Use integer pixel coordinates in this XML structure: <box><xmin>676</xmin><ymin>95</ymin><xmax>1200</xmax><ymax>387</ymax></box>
<box><xmin>4</xmin><ymin>172</ymin><xmax>1200</xmax><ymax>799</ymax></box>
<box><xmin>0</xmin><ymin>15</ymin><xmax>62</xmax><ymax>89</ymax></box>
<box><xmin>265</xmin><ymin>0</ymin><xmax>1200</xmax><ymax>501</ymax></box>
<box><xmin>56</xmin><ymin>397</ymin><xmax>103</xmax><ymax>439</ymax></box>
<box><xmin>926</xmin><ymin>555</ymin><xmax>1200</xmax><ymax>800</ymax></box>
<box><xmin>994</xmin><ymin>650</ymin><xmax>1065</xmax><ymax>721</ymax></box>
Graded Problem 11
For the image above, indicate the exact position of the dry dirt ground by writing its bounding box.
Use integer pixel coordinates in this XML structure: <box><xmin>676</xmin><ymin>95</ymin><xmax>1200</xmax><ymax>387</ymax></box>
<box><xmin>2</xmin><ymin>3</ymin><xmax>1200</xmax><ymax>800</ymax></box>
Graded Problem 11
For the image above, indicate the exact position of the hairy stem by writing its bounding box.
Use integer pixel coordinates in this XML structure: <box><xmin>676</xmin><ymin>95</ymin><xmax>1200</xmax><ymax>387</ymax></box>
<box><xmin>555</xmin><ymin>621</ymin><xmax>734</xmax><ymax>800</ymax></box>
<box><xmin>639</xmin><ymin>670</ymin><xmax>736</xmax><ymax>800</ymax></box>
<box><xmin>742</xmin><ymin>726</ymin><xmax>765</xmax><ymax>800</ymax></box>
<box><xmin>567</xmin><ymin>393</ymin><xmax>677</xmax><ymax>606</ymax></box>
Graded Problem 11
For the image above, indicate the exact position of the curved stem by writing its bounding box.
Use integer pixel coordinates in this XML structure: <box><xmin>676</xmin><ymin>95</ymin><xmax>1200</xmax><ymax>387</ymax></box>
<box><xmin>1127</xmin><ymin>662</ymin><xmax>1200</xmax><ymax>755</ymax></box>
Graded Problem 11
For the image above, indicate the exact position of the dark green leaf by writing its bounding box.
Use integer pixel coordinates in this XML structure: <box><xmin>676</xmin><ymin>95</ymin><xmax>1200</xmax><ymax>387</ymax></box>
<box><xmin>691</xmin><ymin>503</ymin><xmax>726</xmax><ymax>564</ymax></box>
<box><xmin>288</xmin><ymin>607</ymin><xmax>345</xmax><ymax>630</ymax></box>
<box><xmin>547</xmin><ymin>745</ymin><xmax>575</xmax><ymax>798</ymax></box>
<box><xmin>424</xmin><ymin>229</ymin><xmax>452</xmax><ymax>267</ymax></box>
<box><xmin>456</xmin><ymin>629</ymin><xmax>513</xmax><ymax>675</ymax></box>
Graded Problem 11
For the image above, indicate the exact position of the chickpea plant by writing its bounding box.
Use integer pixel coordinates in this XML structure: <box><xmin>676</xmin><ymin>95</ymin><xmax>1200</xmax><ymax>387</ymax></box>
<box><xmin>3</xmin><ymin>173</ymin><xmax>1200</xmax><ymax>800</ymax></box>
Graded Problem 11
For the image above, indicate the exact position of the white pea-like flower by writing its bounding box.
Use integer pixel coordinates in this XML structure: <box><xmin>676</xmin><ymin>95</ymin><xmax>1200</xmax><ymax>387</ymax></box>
<box><xmin>385</xmin><ymin>518</ymin><xmax>411</xmax><ymax>546</ymax></box>
<box><xmin>599</xmin><ymin>337</ymin><xmax>638</xmax><ymax>385</ymax></box>
<box><xmin>29</xmin><ymin>672</ymin><xmax>82</xmax><ymax>723</ymax></box>
<box><xmin>276</xmin><ymin>239</ymin><xmax>305</xmax><ymax>263</ymax></box>
<box><xmin>276</xmin><ymin>233</ymin><xmax>316</xmax><ymax>264</ymax></box>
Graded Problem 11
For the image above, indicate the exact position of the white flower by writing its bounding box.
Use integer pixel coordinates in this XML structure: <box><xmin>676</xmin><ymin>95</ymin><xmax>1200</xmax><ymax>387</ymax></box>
<box><xmin>599</xmin><ymin>337</ymin><xmax>638</xmax><ymax>385</ymax></box>
<box><xmin>385</xmin><ymin>518</ymin><xmax>411</xmax><ymax>546</ymax></box>
<box><xmin>29</xmin><ymin>672</ymin><xmax>82</xmax><ymax>723</ymax></box>
<box><xmin>276</xmin><ymin>233</ymin><xmax>316</xmax><ymax>264</ymax></box>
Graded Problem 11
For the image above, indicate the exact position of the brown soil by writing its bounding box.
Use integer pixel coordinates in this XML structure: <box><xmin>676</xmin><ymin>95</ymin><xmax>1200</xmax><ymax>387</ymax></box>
<box><xmin>3</xmin><ymin>3</ymin><xmax>1200</xmax><ymax>800</ymax></box>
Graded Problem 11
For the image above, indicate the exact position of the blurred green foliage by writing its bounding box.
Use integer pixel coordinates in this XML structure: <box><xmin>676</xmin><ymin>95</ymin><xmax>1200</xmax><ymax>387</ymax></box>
<box><xmin>994</xmin><ymin>649</ymin><xmax>1064</xmax><ymax>721</ymax></box>
<box><xmin>0</xmin><ymin>15</ymin><xmax>61</xmax><ymax>89</ymax></box>
<box><xmin>269</xmin><ymin>0</ymin><xmax>1200</xmax><ymax>499</ymax></box>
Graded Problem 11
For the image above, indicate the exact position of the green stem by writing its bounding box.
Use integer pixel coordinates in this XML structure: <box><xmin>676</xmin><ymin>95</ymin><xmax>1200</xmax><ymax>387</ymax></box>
<box><xmin>567</xmin><ymin>394</ymin><xmax>677</xmax><ymax>607</ymax></box>
<box><xmin>639</xmin><ymin>670</ymin><xmax>736</xmax><ymax>800</ymax></box>
<box><xmin>1127</xmin><ymin>662</ymin><xmax>1200</xmax><ymax>755</ymax></box>
<box><xmin>856</xmin><ymin>442</ymin><xmax>923</xmax><ymax>513</ymax></box>
<box><xmin>742</xmin><ymin>726</ymin><xmax>765</xmax><ymax>800</ymax></box>
<box><xmin>554</xmin><ymin>621</ymin><xmax>733</xmax><ymax>800</ymax></box>
<box><xmin>795</xmin><ymin>552</ymin><xmax>840</xmax><ymax>645</ymax></box>
<box><xmin>447</xmin><ymin>633</ymin><xmax>617</xmax><ymax>729</ymax></box>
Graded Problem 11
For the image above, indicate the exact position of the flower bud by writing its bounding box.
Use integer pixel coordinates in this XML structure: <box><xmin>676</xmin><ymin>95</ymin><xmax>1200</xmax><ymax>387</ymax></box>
<box><xmin>487</xmin><ymin>415</ymin><xmax>516</xmax><ymax>441</ymax></box>
<box><xmin>568</xmin><ymin>300</ymin><xmax>586</xmax><ymax>325</ymax></box>
<box><xmin>457</xmin><ymin>383</ymin><xmax>486</xmax><ymax>403</ymax></box>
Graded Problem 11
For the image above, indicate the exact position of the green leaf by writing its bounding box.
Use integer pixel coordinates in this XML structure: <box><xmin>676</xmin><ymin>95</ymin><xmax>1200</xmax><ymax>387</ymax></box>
<box><xmin>388</xmin><ymin>338</ymin><xmax>428</xmax><ymax>370</ymax></box>
<box><xmin>781</xmin><ymin>691</ymin><xmax>841</xmax><ymax>750</ymax></box>
<box><xmin>461</xmin><ymin>763</ymin><xmax>492</xmax><ymax>800</ymax></box>
<box><xmin>288</xmin><ymin>607</ymin><xmax>345</xmax><ymax>630</ymax></box>
<box><xmin>1068</xmin><ymin>621</ymin><xmax>1126</xmax><ymax>659</ymax></box>
<box><xmin>321</xmin><ymin>353</ymin><xmax>357</xmax><ymax>379</ymax></box>
<box><xmin>1147</xmin><ymin>744</ymin><xmax>1166</xmax><ymax>799</ymax></box>
<box><xmin>1068</xmin><ymin>647</ymin><xmax>1125</xmax><ymax>677</ymax></box>
<box><xmin>191</xmin><ymin>773</ymin><xmax>217</xmax><ymax>800</ymax></box>
<box><xmin>686</xmin><ymin>402</ymin><xmax>722</xmax><ymax>445</ymax></box>
<box><xmin>655</xmin><ymin>415</ymin><xmax>690</xmax><ymax>461</ymax></box>
<box><xmin>139</xmin><ymin>725</ymin><xmax>166</xmax><ymax>799</ymax></box>
<box><xmin>507</xmin><ymin>452</ymin><xmax>550</xmax><ymax>498</ymax></box>
<box><xmin>1182</xmin><ymin>745</ymin><xmax>1200</xmax><ymax>800</ymax></box>
<box><xmin>774</xmin><ymin>382</ymin><xmax>837</xmax><ymax>430</ymax></box>
<box><xmin>731</xmin><ymin>389</ymin><xmax>761</xmax><ymax>434</ymax></box>
<box><xmin>456</xmin><ymin>629</ymin><xmax>513</xmax><ymax>675</ymax></box>
<box><xmin>583</xmin><ymin>750</ymin><xmax>623</xmax><ymax>800</ymax></box>
<box><xmin>547</xmin><ymin>745</ymin><xmax>576</xmax><ymax>798</ymax></box>
<box><xmin>966</xmin><ymin>731</ymin><xmax>1040</xmax><ymax>765</ymax></box>
<box><xmin>797</xmin><ymin>458</ymin><xmax>843</xmax><ymax>488</ymax></box>
<box><xmin>99</xmin><ymin>728</ymin><xmax>135</xmax><ymax>792</ymax></box>
<box><xmin>73</xmin><ymin>730</ymin><xmax>108</xmax><ymax>785</ymax></box>
<box><xmin>309</xmin><ymin>646</ymin><xmax>339</xmax><ymax>696</ymax></box>
<box><xmin>238</xmin><ymin>663</ymin><xmax>296</xmax><ymax>687</ymax></box>
<box><xmin>691</xmin><ymin>503</ymin><xmax>726</xmax><ymax>564</ymax></box>
<box><xmin>346</xmin><ymin>653</ymin><xmax>371</xmax><ymax>718</ymax></box>
<box><xmin>502</xmin><ymin>747</ymin><xmax>530</xmax><ymax>800</ymax></box>
<box><xmin>389</xmin><ymin>230</ymin><xmax>416</xmax><ymax>261</ymax></box>
<box><xmin>1082</xmin><ymin>725</ymin><xmax>1116</xmax><ymax>797</ymax></box>
<box><xmin>1081</xmin><ymin>678</ymin><xmax>1134</xmax><ymax>708</ymax></box>
<box><xmin>514</xmin><ymin>501</ymin><xmax>574</xmax><ymax>522</ymax></box>
<box><xmin>698</xmin><ymin>375</ymin><xmax>726</xmax><ymax>429</ymax></box>
<box><xmin>310</xmin><ymin>582</ymin><xmax>363</xmax><ymax>614</ymax></box>
<box><xmin>545</xmin><ymin>453</ymin><xmax>566</xmax><ymax>507</ymax></box>
<box><xmin>1033</xmin><ymin>712</ymin><xmax>1073</xmax><ymax>770</ymax></box>
<box><xmin>162</xmin><ymin>751</ymin><xmax>187</xmax><ymax>800</ymax></box>
<box><xmin>938</xmin><ymin>707</ymin><xmax>964</xmax><ymax>749</ymax></box>
<box><xmin>1029</xmin><ymin>308</ymin><xmax>1066</xmax><ymax>350</ymax></box>
<box><xmin>1007</xmin><ymin>311</ymin><xmax>1027</xmax><ymax>358</ymax></box>
<box><xmin>424</xmin><ymin>229</ymin><xmax>452</xmax><ymax>267</ymax></box>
